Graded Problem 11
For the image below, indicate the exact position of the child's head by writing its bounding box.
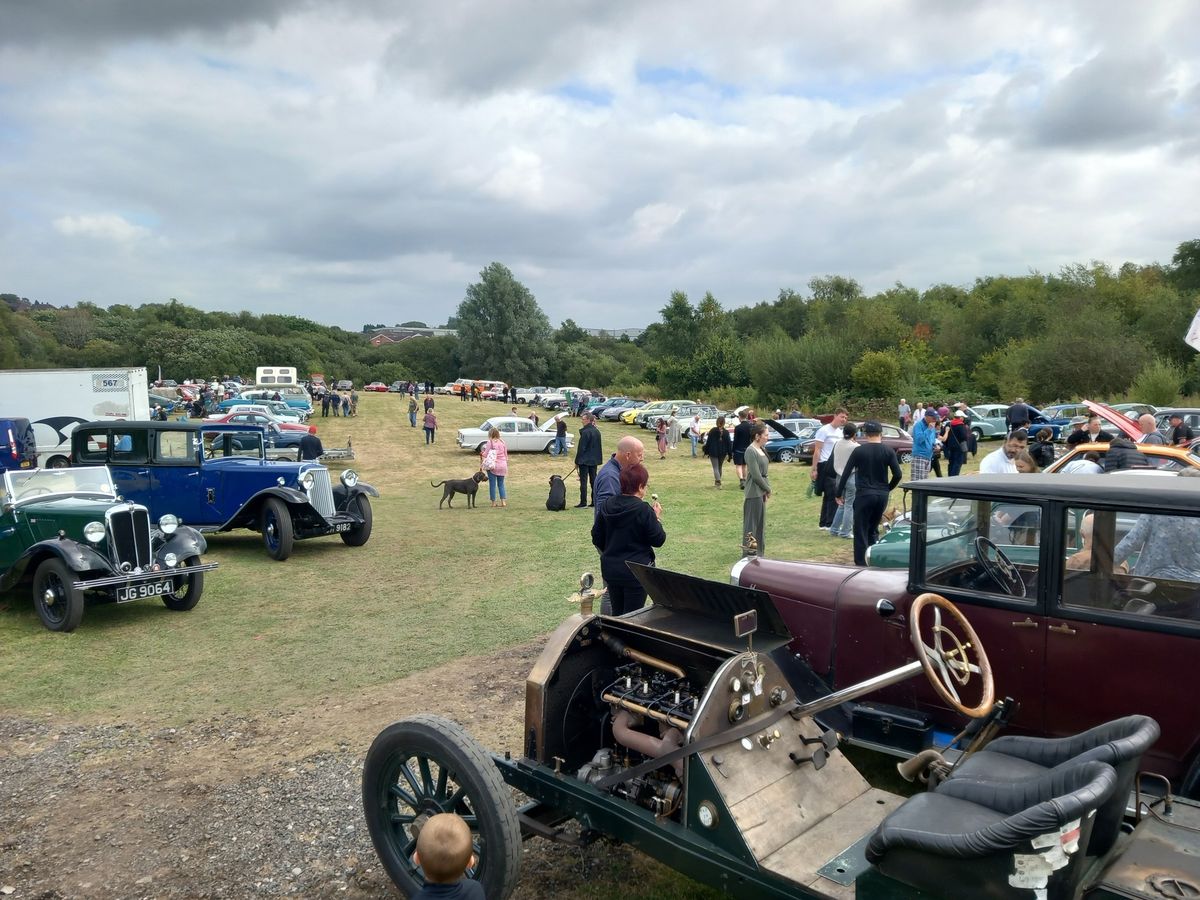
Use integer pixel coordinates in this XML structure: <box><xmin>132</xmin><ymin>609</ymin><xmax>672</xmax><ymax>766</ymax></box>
<box><xmin>415</xmin><ymin>813</ymin><xmax>475</xmax><ymax>884</ymax></box>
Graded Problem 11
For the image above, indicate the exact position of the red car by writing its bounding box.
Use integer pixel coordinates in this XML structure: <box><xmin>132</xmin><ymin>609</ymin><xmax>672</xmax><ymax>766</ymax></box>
<box><xmin>734</xmin><ymin>471</ymin><xmax>1200</xmax><ymax>794</ymax></box>
<box><xmin>364</xmin><ymin>382</ymin><xmax>389</xmax><ymax>392</ymax></box>
<box><xmin>206</xmin><ymin>412</ymin><xmax>317</xmax><ymax>434</ymax></box>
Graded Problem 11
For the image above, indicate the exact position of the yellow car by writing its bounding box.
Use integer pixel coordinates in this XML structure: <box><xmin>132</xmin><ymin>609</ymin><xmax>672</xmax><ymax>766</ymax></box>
<box><xmin>619</xmin><ymin>403</ymin><xmax>652</xmax><ymax>425</ymax></box>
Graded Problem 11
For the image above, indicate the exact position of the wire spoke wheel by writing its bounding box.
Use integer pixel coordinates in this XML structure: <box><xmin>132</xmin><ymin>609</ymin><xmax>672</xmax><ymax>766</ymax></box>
<box><xmin>363</xmin><ymin>715</ymin><xmax>521</xmax><ymax>899</ymax></box>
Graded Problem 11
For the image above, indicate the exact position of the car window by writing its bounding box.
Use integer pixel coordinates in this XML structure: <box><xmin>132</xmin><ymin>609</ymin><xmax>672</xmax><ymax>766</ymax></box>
<box><xmin>922</xmin><ymin>497</ymin><xmax>1041</xmax><ymax>600</ymax></box>
<box><xmin>76</xmin><ymin>431</ymin><xmax>108</xmax><ymax>464</ymax></box>
<box><xmin>515</xmin><ymin>421</ymin><xmax>534</xmax><ymax>432</ymax></box>
<box><xmin>157</xmin><ymin>430</ymin><xmax>193</xmax><ymax>462</ymax></box>
<box><xmin>1062</xmin><ymin>507</ymin><xmax>1200</xmax><ymax>630</ymax></box>
<box><xmin>497</xmin><ymin>421</ymin><xmax>517</xmax><ymax>433</ymax></box>
<box><xmin>110</xmin><ymin>429</ymin><xmax>147</xmax><ymax>463</ymax></box>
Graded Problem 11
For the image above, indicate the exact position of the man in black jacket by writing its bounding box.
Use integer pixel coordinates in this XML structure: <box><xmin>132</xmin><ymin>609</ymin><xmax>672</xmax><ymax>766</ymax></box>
<box><xmin>574</xmin><ymin>412</ymin><xmax>603</xmax><ymax>507</ymax></box>
<box><xmin>1065</xmin><ymin>414</ymin><xmax>1114</xmax><ymax>447</ymax></box>
<box><xmin>835</xmin><ymin>421</ymin><xmax>903</xmax><ymax>566</ymax></box>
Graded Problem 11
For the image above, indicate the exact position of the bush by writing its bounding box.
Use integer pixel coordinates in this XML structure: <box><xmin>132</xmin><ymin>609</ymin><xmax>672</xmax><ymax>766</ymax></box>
<box><xmin>1129</xmin><ymin>358</ymin><xmax>1185</xmax><ymax>406</ymax></box>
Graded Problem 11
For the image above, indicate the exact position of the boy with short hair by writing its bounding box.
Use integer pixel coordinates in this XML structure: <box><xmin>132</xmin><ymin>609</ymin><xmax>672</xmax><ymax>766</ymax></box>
<box><xmin>412</xmin><ymin>813</ymin><xmax>484</xmax><ymax>899</ymax></box>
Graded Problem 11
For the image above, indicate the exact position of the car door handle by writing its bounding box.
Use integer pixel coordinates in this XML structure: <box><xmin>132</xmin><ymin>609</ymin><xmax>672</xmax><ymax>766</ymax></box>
<box><xmin>1049</xmin><ymin>623</ymin><xmax>1078</xmax><ymax>635</ymax></box>
<box><xmin>1011</xmin><ymin>617</ymin><xmax>1039</xmax><ymax>628</ymax></box>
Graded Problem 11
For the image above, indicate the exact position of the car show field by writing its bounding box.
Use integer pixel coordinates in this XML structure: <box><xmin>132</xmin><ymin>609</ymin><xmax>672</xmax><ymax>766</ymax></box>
<box><xmin>0</xmin><ymin>392</ymin><xmax>870</xmax><ymax>898</ymax></box>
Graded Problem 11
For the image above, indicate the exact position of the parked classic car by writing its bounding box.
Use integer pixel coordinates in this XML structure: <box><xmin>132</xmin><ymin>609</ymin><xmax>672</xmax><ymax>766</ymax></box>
<box><xmin>456</xmin><ymin>416</ymin><xmax>573</xmax><ymax>454</ymax></box>
<box><xmin>763</xmin><ymin>419</ymin><xmax>817</xmax><ymax>463</ymax></box>
<box><xmin>212</xmin><ymin>400</ymin><xmax>305</xmax><ymax>425</ymax></box>
<box><xmin>1112</xmin><ymin>402</ymin><xmax>1157</xmax><ymax>419</ymax></box>
<box><xmin>70</xmin><ymin>421</ymin><xmax>376</xmax><ymax>561</ymax></box>
<box><xmin>635</xmin><ymin>399</ymin><xmax>697</xmax><ymax>428</ymax></box>
<box><xmin>0</xmin><ymin>466</ymin><xmax>217</xmax><ymax>631</ymax></box>
<box><xmin>960</xmin><ymin>403</ymin><xmax>1009</xmax><ymax>440</ymax></box>
<box><xmin>364</xmin><ymin>382</ymin><xmax>389</xmax><ymax>392</ymax></box>
<box><xmin>1045</xmin><ymin>442</ymin><xmax>1200</xmax><ymax>474</ymax></box>
<box><xmin>735</xmin><ymin>472</ymin><xmax>1200</xmax><ymax>793</ymax></box>
<box><xmin>204</xmin><ymin>411</ymin><xmax>317</xmax><ymax>435</ymax></box>
<box><xmin>364</xmin><ymin>566</ymin><xmax>1200</xmax><ymax>900</ymax></box>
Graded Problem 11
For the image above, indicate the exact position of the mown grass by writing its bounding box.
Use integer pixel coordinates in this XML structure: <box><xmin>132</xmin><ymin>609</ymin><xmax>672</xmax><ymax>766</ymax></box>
<box><xmin>0</xmin><ymin>397</ymin><xmax>985</xmax><ymax>719</ymax></box>
<box><xmin>0</xmin><ymin>397</ymin><xmax>983</xmax><ymax>897</ymax></box>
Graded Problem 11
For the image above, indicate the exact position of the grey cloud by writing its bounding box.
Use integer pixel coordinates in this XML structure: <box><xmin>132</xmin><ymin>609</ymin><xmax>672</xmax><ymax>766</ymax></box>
<box><xmin>0</xmin><ymin>0</ymin><xmax>313</xmax><ymax>49</ymax></box>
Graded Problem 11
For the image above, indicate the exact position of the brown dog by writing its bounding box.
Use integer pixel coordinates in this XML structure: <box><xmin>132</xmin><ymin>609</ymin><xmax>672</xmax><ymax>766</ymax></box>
<box><xmin>432</xmin><ymin>471</ymin><xmax>487</xmax><ymax>509</ymax></box>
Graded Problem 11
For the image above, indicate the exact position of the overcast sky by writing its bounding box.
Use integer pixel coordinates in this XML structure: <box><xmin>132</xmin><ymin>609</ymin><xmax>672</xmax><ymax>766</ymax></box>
<box><xmin>2</xmin><ymin>1</ymin><xmax>1197</xmax><ymax>331</ymax></box>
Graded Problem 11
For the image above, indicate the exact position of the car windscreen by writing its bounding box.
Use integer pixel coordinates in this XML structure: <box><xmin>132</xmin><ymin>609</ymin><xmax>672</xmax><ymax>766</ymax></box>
<box><xmin>7</xmin><ymin>467</ymin><xmax>116</xmax><ymax>503</ymax></box>
<box><xmin>923</xmin><ymin>497</ymin><xmax>1043</xmax><ymax>589</ymax></box>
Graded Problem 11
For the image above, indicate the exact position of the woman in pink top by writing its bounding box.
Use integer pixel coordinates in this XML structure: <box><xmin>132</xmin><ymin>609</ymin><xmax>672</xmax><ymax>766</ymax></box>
<box><xmin>422</xmin><ymin>410</ymin><xmax>437</xmax><ymax>444</ymax></box>
<box><xmin>480</xmin><ymin>426</ymin><xmax>509</xmax><ymax>507</ymax></box>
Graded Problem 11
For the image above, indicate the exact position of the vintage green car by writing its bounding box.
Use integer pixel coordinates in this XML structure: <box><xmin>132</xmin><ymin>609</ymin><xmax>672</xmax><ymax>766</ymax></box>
<box><xmin>0</xmin><ymin>467</ymin><xmax>217</xmax><ymax>632</ymax></box>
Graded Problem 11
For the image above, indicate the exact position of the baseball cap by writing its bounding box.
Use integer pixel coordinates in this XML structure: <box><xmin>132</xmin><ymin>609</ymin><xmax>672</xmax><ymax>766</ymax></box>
<box><xmin>863</xmin><ymin>420</ymin><xmax>883</xmax><ymax>434</ymax></box>
<box><xmin>1170</xmin><ymin>412</ymin><xmax>1184</xmax><ymax>420</ymax></box>
<box><xmin>923</xmin><ymin>408</ymin><xmax>938</xmax><ymax>419</ymax></box>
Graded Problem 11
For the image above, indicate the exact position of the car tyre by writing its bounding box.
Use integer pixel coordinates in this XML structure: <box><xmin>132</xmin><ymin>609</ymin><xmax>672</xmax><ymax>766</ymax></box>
<box><xmin>777</xmin><ymin>448</ymin><xmax>795</xmax><ymax>463</ymax></box>
<box><xmin>971</xmin><ymin>427</ymin><xmax>984</xmax><ymax>441</ymax></box>
<box><xmin>340</xmin><ymin>494</ymin><xmax>373</xmax><ymax>547</ymax></box>
<box><xmin>162</xmin><ymin>556</ymin><xmax>205</xmax><ymax>611</ymax></box>
<box><xmin>260</xmin><ymin>497</ymin><xmax>295</xmax><ymax>561</ymax></box>
<box><xmin>363</xmin><ymin>715</ymin><xmax>522</xmax><ymax>900</ymax></box>
<box><xmin>899</xmin><ymin>451</ymin><xmax>914</xmax><ymax>464</ymax></box>
<box><xmin>33</xmin><ymin>558</ymin><xmax>85</xmax><ymax>632</ymax></box>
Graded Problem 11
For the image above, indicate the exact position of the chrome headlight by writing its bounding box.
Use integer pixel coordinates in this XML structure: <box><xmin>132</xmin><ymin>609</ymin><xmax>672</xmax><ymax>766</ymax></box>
<box><xmin>300</xmin><ymin>470</ymin><xmax>315</xmax><ymax>490</ymax></box>
<box><xmin>158</xmin><ymin>514</ymin><xmax>179</xmax><ymax>535</ymax></box>
<box><xmin>163</xmin><ymin>552</ymin><xmax>178</xmax><ymax>568</ymax></box>
<box><xmin>83</xmin><ymin>521</ymin><xmax>106</xmax><ymax>543</ymax></box>
<box><xmin>340</xmin><ymin>469</ymin><xmax>359</xmax><ymax>488</ymax></box>
<box><xmin>277</xmin><ymin>476</ymin><xmax>286</xmax><ymax>486</ymax></box>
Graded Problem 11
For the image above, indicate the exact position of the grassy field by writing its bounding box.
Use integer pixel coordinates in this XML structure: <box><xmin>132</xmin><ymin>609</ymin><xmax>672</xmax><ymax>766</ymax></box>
<box><xmin>0</xmin><ymin>395</ymin><xmax>986</xmax><ymax>898</ymax></box>
<box><xmin>1</xmin><ymin>394</ymin><xmax>913</xmax><ymax>719</ymax></box>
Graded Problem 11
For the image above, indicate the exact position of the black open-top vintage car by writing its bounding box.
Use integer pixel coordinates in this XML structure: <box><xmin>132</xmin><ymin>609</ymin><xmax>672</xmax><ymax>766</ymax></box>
<box><xmin>362</xmin><ymin>567</ymin><xmax>1200</xmax><ymax>899</ymax></box>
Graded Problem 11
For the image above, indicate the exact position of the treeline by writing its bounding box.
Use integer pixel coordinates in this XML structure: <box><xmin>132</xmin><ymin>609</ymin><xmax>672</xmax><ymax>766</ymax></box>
<box><xmin>3</xmin><ymin>239</ymin><xmax>1198</xmax><ymax>408</ymax></box>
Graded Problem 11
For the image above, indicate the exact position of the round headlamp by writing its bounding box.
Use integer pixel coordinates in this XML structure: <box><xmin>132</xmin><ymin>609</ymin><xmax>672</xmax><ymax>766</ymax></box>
<box><xmin>300</xmin><ymin>470</ymin><xmax>315</xmax><ymax>490</ymax></box>
<box><xmin>340</xmin><ymin>469</ymin><xmax>359</xmax><ymax>488</ymax></box>
<box><xmin>83</xmin><ymin>521</ymin><xmax>106</xmax><ymax>543</ymax></box>
<box><xmin>158</xmin><ymin>513</ymin><xmax>179</xmax><ymax>535</ymax></box>
<box><xmin>163</xmin><ymin>552</ymin><xmax>178</xmax><ymax>568</ymax></box>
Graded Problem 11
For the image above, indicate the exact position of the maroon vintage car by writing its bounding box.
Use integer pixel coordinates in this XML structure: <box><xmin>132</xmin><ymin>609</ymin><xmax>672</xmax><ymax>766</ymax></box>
<box><xmin>734</xmin><ymin>471</ymin><xmax>1200</xmax><ymax>794</ymax></box>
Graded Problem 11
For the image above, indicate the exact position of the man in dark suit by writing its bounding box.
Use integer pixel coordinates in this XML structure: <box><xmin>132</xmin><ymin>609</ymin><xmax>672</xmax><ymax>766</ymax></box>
<box><xmin>574</xmin><ymin>412</ymin><xmax>603</xmax><ymax>507</ymax></box>
<box><xmin>1065</xmin><ymin>414</ymin><xmax>1114</xmax><ymax>447</ymax></box>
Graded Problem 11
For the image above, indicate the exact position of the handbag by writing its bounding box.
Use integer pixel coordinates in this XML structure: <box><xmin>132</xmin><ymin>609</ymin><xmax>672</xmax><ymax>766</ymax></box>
<box><xmin>482</xmin><ymin>445</ymin><xmax>498</xmax><ymax>471</ymax></box>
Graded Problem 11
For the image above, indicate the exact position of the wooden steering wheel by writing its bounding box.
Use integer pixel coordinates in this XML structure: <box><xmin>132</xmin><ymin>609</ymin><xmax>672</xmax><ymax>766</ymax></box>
<box><xmin>909</xmin><ymin>593</ymin><xmax>995</xmax><ymax>717</ymax></box>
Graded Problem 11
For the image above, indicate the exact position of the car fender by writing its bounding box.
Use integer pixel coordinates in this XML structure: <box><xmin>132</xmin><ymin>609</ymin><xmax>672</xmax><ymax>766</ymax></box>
<box><xmin>159</xmin><ymin>526</ymin><xmax>209</xmax><ymax>560</ymax></box>
<box><xmin>0</xmin><ymin>539</ymin><xmax>111</xmax><ymax>591</ymax></box>
<box><xmin>333</xmin><ymin>482</ymin><xmax>379</xmax><ymax>510</ymax></box>
<box><xmin>221</xmin><ymin>486</ymin><xmax>312</xmax><ymax>530</ymax></box>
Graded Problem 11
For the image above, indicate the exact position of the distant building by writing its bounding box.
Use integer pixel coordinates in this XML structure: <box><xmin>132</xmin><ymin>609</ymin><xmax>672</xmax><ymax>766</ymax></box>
<box><xmin>583</xmin><ymin>327</ymin><xmax>644</xmax><ymax>339</ymax></box>
<box><xmin>367</xmin><ymin>324</ymin><xmax>642</xmax><ymax>345</ymax></box>
<box><xmin>368</xmin><ymin>326</ymin><xmax>458</xmax><ymax>346</ymax></box>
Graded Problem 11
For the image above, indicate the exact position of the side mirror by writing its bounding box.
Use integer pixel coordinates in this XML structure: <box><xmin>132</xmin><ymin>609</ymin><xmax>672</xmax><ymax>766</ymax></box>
<box><xmin>876</xmin><ymin>599</ymin><xmax>896</xmax><ymax>618</ymax></box>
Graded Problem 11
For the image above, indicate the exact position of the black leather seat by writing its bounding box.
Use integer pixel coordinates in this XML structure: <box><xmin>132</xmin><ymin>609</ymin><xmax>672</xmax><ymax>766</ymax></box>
<box><xmin>867</xmin><ymin>761</ymin><xmax>1116</xmax><ymax>900</ymax></box>
<box><xmin>946</xmin><ymin>715</ymin><xmax>1159</xmax><ymax>855</ymax></box>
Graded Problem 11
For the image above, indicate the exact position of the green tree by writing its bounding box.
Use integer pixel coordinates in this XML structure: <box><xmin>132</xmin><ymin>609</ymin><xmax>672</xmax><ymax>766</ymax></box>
<box><xmin>454</xmin><ymin>262</ymin><xmax>553</xmax><ymax>384</ymax></box>
<box><xmin>851</xmin><ymin>350</ymin><xmax>901</xmax><ymax>397</ymax></box>
<box><xmin>1129</xmin><ymin>358</ymin><xmax>1185</xmax><ymax>406</ymax></box>
<box><xmin>1169</xmin><ymin>239</ymin><xmax>1200</xmax><ymax>293</ymax></box>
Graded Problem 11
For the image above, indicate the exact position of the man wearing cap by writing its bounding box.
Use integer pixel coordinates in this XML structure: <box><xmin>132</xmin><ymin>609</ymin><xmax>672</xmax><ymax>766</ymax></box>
<box><xmin>1169</xmin><ymin>413</ymin><xmax>1195</xmax><ymax>447</ymax></box>
<box><xmin>836</xmin><ymin>421</ymin><xmax>903</xmax><ymax>566</ymax></box>
<box><xmin>909</xmin><ymin>408</ymin><xmax>939</xmax><ymax>481</ymax></box>
<box><xmin>979</xmin><ymin>429</ymin><xmax>1029</xmax><ymax>474</ymax></box>
<box><xmin>1065</xmin><ymin>414</ymin><xmax>1113</xmax><ymax>448</ymax></box>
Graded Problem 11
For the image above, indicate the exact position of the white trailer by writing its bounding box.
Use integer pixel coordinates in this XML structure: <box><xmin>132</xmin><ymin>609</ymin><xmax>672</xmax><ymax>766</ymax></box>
<box><xmin>0</xmin><ymin>367</ymin><xmax>151</xmax><ymax>468</ymax></box>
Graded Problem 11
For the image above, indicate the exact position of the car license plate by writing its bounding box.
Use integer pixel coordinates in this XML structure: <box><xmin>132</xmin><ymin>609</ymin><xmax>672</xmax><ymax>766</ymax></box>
<box><xmin>116</xmin><ymin>580</ymin><xmax>171</xmax><ymax>603</ymax></box>
<box><xmin>334</xmin><ymin>522</ymin><xmax>352</xmax><ymax>532</ymax></box>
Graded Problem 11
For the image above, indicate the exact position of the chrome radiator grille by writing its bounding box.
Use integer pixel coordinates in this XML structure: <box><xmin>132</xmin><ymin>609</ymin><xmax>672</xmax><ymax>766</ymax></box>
<box><xmin>108</xmin><ymin>505</ymin><xmax>152</xmax><ymax>571</ymax></box>
<box><xmin>308</xmin><ymin>467</ymin><xmax>335</xmax><ymax>520</ymax></box>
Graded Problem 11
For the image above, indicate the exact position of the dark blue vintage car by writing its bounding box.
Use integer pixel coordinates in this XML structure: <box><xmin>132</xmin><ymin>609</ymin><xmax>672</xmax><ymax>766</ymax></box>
<box><xmin>70</xmin><ymin>421</ymin><xmax>377</xmax><ymax>561</ymax></box>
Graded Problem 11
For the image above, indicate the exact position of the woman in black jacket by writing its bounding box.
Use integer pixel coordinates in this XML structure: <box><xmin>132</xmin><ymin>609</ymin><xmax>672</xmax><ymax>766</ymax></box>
<box><xmin>591</xmin><ymin>463</ymin><xmax>666</xmax><ymax>615</ymax></box>
<box><xmin>1027</xmin><ymin>427</ymin><xmax>1057</xmax><ymax>470</ymax></box>
<box><xmin>941</xmin><ymin>411</ymin><xmax>972</xmax><ymax>476</ymax></box>
<box><xmin>704</xmin><ymin>416</ymin><xmax>734</xmax><ymax>488</ymax></box>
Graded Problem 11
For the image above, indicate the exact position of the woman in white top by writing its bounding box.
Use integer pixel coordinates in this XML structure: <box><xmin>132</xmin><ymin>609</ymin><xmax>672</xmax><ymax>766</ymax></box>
<box><xmin>828</xmin><ymin>424</ymin><xmax>859</xmax><ymax>539</ymax></box>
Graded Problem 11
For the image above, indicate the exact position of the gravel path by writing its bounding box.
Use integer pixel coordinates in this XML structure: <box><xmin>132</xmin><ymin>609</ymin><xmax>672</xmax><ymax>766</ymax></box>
<box><xmin>0</xmin><ymin>643</ymin><xmax>637</xmax><ymax>899</ymax></box>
